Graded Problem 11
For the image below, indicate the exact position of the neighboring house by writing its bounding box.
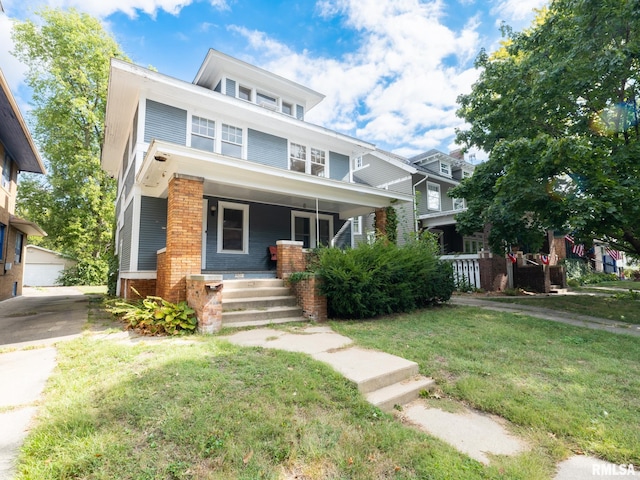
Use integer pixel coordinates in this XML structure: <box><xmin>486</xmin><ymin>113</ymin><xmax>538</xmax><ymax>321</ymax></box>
<box><xmin>102</xmin><ymin>50</ymin><xmax>413</xmax><ymax>301</ymax></box>
<box><xmin>23</xmin><ymin>245</ymin><xmax>77</xmax><ymax>286</ymax></box>
<box><xmin>0</xmin><ymin>69</ymin><xmax>46</xmax><ymax>301</ymax></box>
<box><xmin>410</xmin><ymin>149</ymin><xmax>479</xmax><ymax>254</ymax></box>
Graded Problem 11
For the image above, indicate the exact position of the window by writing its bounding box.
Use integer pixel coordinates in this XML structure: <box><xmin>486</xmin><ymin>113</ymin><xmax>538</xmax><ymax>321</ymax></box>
<box><xmin>217</xmin><ymin>201</ymin><xmax>249</xmax><ymax>254</ymax></box>
<box><xmin>310</xmin><ymin>148</ymin><xmax>325</xmax><ymax>177</ymax></box>
<box><xmin>239</xmin><ymin>85</ymin><xmax>251</xmax><ymax>101</ymax></box>
<box><xmin>463</xmin><ymin>170</ymin><xmax>471</xmax><ymax>178</ymax></box>
<box><xmin>221</xmin><ymin>124</ymin><xmax>243</xmax><ymax>158</ymax></box>
<box><xmin>354</xmin><ymin>156</ymin><xmax>363</xmax><ymax>169</ymax></box>
<box><xmin>453</xmin><ymin>198</ymin><xmax>465</xmax><ymax>210</ymax></box>
<box><xmin>292</xmin><ymin>211</ymin><xmax>333</xmax><ymax>248</ymax></box>
<box><xmin>440</xmin><ymin>161</ymin><xmax>451</xmax><ymax>177</ymax></box>
<box><xmin>15</xmin><ymin>232</ymin><xmax>24</xmax><ymax>263</ymax></box>
<box><xmin>2</xmin><ymin>154</ymin><xmax>11</xmax><ymax>190</ymax></box>
<box><xmin>282</xmin><ymin>102</ymin><xmax>293</xmax><ymax>115</ymax></box>
<box><xmin>289</xmin><ymin>143</ymin><xmax>306</xmax><ymax>173</ymax></box>
<box><xmin>352</xmin><ymin>216</ymin><xmax>362</xmax><ymax>235</ymax></box>
<box><xmin>257</xmin><ymin>92</ymin><xmax>277</xmax><ymax>108</ymax></box>
<box><xmin>427</xmin><ymin>182</ymin><xmax>441</xmax><ymax>210</ymax></box>
<box><xmin>464</xmin><ymin>235</ymin><xmax>484</xmax><ymax>253</ymax></box>
<box><xmin>289</xmin><ymin>142</ymin><xmax>327</xmax><ymax>177</ymax></box>
<box><xmin>191</xmin><ymin>116</ymin><xmax>215</xmax><ymax>152</ymax></box>
<box><xmin>0</xmin><ymin>223</ymin><xmax>5</xmax><ymax>260</ymax></box>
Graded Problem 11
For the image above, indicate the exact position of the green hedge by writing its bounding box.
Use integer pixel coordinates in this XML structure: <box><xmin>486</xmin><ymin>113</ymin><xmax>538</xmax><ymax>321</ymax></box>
<box><xmin>315</xmin><ymin>236</ymin><xmax>454</xmax><ymax>319</ymax></box>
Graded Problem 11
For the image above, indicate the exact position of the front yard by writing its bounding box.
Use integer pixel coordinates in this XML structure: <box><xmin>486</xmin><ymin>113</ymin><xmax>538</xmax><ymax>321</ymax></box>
<box><xmin>14</xmin><ymin>303</ymin><xmax>640</xmax><ymax>479</ymax></box>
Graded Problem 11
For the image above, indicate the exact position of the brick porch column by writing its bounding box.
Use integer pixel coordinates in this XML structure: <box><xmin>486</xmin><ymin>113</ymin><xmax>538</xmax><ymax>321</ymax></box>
<box><xmin>157</xmin><ymin>174</ymin><xmax>204</xmax><ymax>303</ymax></box>
<box><xmin>375</xmin><ymin>207</ymin><xmax>387</xmax><ymax>239</ymax></box>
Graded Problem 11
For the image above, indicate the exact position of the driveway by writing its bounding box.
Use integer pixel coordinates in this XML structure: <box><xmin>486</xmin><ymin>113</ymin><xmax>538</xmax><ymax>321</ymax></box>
<box><xmin>0</xmin><ymin>287</ymin><xmax>92</xmax><ymax>348</ymax></box>
<box><xmin>0</xmin><ymin>287</ymin><xmax>98</xmax><ymax>480</ymax></box>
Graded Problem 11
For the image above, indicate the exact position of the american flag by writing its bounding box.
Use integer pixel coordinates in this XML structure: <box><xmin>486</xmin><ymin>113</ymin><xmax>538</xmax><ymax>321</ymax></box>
<box><xmin>605</xmin><ymin>247</ymin><xmax>621</xmax><ymax>261</ymax></box>
<box><xmin>565</xmin><ymin>234</ymin><xmax>585</xmax><ymax>257</ymax></box>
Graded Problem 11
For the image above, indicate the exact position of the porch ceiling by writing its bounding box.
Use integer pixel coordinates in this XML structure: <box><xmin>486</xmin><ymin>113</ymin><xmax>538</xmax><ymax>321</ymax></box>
<box><xmin>139</xmin><ymin>140</ymin><xmax>413</xmax><ymax>219</ymax></box>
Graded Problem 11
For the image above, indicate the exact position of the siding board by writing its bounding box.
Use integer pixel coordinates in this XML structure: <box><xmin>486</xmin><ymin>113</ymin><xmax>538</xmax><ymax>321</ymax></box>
<box><xmin>329</xmin><ymin>151</ymin><xmax>349</xmax><ymax>181</ymax></box>
<box><xmin>247</xmin><ymin>129</ymin><xmax>288</xmax><ymax>169</ymax></box>
<box><xmin>120</xmin><ymin>202</ymin><xmax>133</xmax><ymax>271</ymax></box>
<box><xmin>138</xmin><ymin>196</ymin><xmax>167</xmax><ymax>270</ymax></box>
<box><xmin>144</xmin><ymin>99</ymin><xmax>187</xmax><ymax>145</ymax></box>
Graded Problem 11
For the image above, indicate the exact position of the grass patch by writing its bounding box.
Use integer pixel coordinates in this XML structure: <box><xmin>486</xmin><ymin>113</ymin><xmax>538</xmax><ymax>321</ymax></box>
<box><xmin>331</xmin><ymin>306</ymin><xmax>640</xmax><ymax>465</ymax></box>
<box><xmin>487</xmin><ymin>295</ymin><xmax>640</xmax><ymax>324</ymax></box>
<box><xmin>76</xmin><ymin>285</ymin><xmax>108</xmax><ymax>295</ymax></box>
<box><xmin>17</xmin><ymin>334</ymin><xmax>520</xmax><ymax>479</ymax></box>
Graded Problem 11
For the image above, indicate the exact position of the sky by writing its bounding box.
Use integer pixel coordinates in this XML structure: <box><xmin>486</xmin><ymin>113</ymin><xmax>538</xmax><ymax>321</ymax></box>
<box><xmin>0</xmin><ymin>0</ymin><xmax>547</xmax><ymax>160</ymax></box>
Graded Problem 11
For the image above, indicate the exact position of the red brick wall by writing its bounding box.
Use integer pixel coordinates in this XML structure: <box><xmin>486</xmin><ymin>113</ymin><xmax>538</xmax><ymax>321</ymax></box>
<box><xmin>375</xmin><ymin>207</ymin><xmax>387</xmax><ymax>238</ymax></box>
<box><xmin>120</xmin><ymin>278</ymin><xmax>157</xmax><ymax>300</ymax></box>
<box><xmin>276</xmin><ymin>241</ymin><xmax>305</xmax><ymax>279</ymax></box>
<box><xmin>478</xmin><ymin>252</ymin><xmax>508</xmax><ymax>292</ymax></box>
<box><xmin>157</xmin><ymin>175</ymin><xmax>203</xmax><ymax>303</ymax></box>
<box><xmin>0</xmin><ymin>227</ymin><xmax>25</xmax><ymax>301</ymax></box>
<box><xmin>289</xmin><ymin>275</ymin><xmax>327</xmax><ymax>322</ymax></box>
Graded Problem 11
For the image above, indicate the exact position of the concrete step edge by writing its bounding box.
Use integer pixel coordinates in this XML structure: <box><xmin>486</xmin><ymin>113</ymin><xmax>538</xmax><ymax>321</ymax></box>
<box><xmin>358</xmin><ymin>363</ymin><xmax>420</xmax><ymax>394</ymax></box>
<box><xmin>366</xmin><ymin>376</ymin><xmax>436</xmax><ymax>412</ymax></box>
<box><xmin>221</xmin><ymin>316</ymin><xmax>308</xmax><ymax>328</ymax></box>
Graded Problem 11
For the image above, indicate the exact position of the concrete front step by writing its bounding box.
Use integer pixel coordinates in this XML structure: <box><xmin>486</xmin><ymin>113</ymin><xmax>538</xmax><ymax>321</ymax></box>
<box><xmin>312</xmin><ymin>347</ymin><xmax>420</xmax><ymax>394</ymax></box>
<box><xmin>366</xmin><ymin>376</ymin><xmax>436</xmax><ymax>412</ymax></box>
<box><xmin>550</xmin><ymin>285</ymin><xmax>568</xmax><ymax>294</ymax></box>
<box><xmin>223</xmin><ymin>278</ymin><xmax>285</xmax><ymax>291</ymax></box>
<box><xmin>221</xmin><ymin>316</ymin><xmax>308</xmax><ymax>328</ymax></box>
<box><xmin>222</xmin><ymin>305</ymin><xmax>303</xmax><ymax>325</ymax></box>
<box><xmin>223</xmin><ymin>286</ymin><xmax>292</xmax><ymax>299</ymax></box>
<box><xmin>223</xmin><ymin>295</ymin><xmax>298</xmax><ymax>311</ymax></box>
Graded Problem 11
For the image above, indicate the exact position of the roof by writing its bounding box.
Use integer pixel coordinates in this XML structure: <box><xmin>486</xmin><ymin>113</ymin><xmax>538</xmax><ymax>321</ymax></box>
<box><xmin>10</xmin><ymin>215</ymin><xmax>47</xmax><ymax>237</ymax></box>
<box><xmin>0</xmin><ymin>69</ymin><xmax>45</xmax><ymax>174</ymax></box>
<box><xmin>26</xmin><ymin>245</ymin><xmax>73</xmax><ymax>258</ymax></box>
<box><xmin>193</xmin><ymin>49</ymin><xmax>325</xmax><ymax>112</ymax></box>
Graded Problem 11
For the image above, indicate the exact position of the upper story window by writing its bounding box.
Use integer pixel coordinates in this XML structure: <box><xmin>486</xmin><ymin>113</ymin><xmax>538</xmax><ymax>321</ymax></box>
<box><xmin>2</xmin><ymin>154</ymin><xmax>11</xmax><ymax>190</ymax></box>
<box><xmin>440</xmin><ymin>161</ymin><xmax>451</xmax><ymax>177</ymax></box>
<box><xmin>256</xmin><ymin>92</ymin><xmax>277</xmax><ymax>109</ymax></box>
<box><xmin>289</xmin><ymin>142</ymin><xmax>327</xmax><ymax>177</ymax></box>
<box><xmin>221</xmin><ymin>124</ymin><xmax>243</xmax><ymax>158</ymax></box>
<box><xmin>282</xmin><ymin>102</ymin><xmax>293</xmax><ymax>116</ymax></box>
<box><xmin>352</xmin><ymin>216</ymin><xmax>362</xmax><ymax>235</ymax></box>
<box><xmin>290</xmin><ymin>143</ymin><xmax>306</xmax><ymax>173</ymax></box>
<box><xmin>427</xmin><ymin>182</ymin><xmax>441</xmax><ymax>211</ymax></box>
<box><xmin>453</xmin><ymin>198</ymin><xmax>465</xmax><ymax>211</ymax></box>
<box><xmin>239</xmin><ymin>85</ymin><xmax>252</xmax><ymax>101</ymax></box>
<box><xmin>354</xmin><ymin>156</ymin><xmax>363</xmax><ymax>169</ymax></box>
<box><xmin>310</xmin><ymin>148</ymin><xmax>326</xmax><ymax>177</ymax></box>
<box><xmin>191</xmin><ymin>116</ymin><xmax>215</xmax><ymax>152</ymax></box>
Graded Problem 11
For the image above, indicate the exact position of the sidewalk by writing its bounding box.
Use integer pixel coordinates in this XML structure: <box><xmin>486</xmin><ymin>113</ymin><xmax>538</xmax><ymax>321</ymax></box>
<box><xmin>450</xmin><ymin>295</ymin><xmax>640</xmax><ymax>337</ymax></box>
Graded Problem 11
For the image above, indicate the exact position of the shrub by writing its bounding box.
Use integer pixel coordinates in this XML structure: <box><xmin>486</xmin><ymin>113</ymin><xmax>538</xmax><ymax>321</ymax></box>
<box><xmin>58</xmin><ymin>257</ymin><xmax>108</xmax><ymax>286</ymax></box>
<box><xmin>106</xmin><ymin>292</ymin><xmax>197</xmax><ymax>335</ymax></box>
<box><xmin>314</xmin><ymin>234</ymin><xmax>454</xmax><ymax>319</ymax></box>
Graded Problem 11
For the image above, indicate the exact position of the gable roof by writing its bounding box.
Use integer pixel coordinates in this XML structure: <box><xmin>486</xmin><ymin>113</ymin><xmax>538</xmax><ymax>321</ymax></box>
<box><xmin>0</xmin><ymin>69</ymin><xmax>45</xmax><ymax>174</ymax></box>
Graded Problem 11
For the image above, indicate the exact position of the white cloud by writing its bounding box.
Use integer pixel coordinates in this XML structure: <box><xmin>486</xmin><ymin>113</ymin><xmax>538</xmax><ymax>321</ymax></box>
<box><xmin>230</xmin><ymin>0</ymin><xmax>483</xmax><ymax>155</ymax></box>
<box><xmin>491</xmin><ymin>0</ymin><xmax>547</xmax><ymax>23</ymax></box>
<box><xmin>0</xmin><ymin>15</ymin><xmax>26</xmax><ymax>91</ymax></box>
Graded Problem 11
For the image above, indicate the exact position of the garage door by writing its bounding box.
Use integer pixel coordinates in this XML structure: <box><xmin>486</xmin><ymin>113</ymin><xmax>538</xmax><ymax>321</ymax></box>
<box><xmin>23</xmin><ymin>264</ymin><xmax>66</xmax><ymax>286</ymax></box>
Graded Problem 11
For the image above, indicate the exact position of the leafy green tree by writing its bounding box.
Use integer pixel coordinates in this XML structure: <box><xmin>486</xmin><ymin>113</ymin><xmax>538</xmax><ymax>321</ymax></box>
<box><xmin>452</xmin><ymin>0</ymin><xmax>640</xmax><ymax>256</ymax></box>
<box><xmin>12</xmin><ymin>8</ymin><xmax>129</xmax><ymax>283</ymax></box>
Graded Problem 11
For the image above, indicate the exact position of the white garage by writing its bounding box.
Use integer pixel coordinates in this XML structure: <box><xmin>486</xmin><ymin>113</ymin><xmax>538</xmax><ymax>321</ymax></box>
<box><xmin>23</xmin><ymin>245</ymin><xmax>77</xmax><ymax>286</ymax></box>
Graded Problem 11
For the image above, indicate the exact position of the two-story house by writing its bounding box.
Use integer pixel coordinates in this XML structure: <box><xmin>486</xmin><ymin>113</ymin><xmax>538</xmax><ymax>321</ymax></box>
<box><xmin>0</xmin><ymin>69</ymin><xmax>46</xmax><ymax>301</ymax></box>
<box><xmin>410</xmin><ymin>149</ymin><xmax>479</xmax><ymax>254</ymax></box>
<box><xmin>102</xmin><ymin>50</ymin><xmax>413</xmax><ymax>302</ymax></box>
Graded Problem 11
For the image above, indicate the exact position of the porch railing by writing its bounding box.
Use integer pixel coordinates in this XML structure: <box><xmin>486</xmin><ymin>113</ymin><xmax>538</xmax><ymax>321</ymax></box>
<box><xmin>440</xmin><ymin>253</ymin><xmax>481</xmax><ymax>289</ymax></box>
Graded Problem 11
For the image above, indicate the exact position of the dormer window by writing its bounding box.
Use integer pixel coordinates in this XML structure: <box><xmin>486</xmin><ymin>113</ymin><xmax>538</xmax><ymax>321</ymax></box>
<box><xmin>440</xmin><ymin>161</ymin><xmax>451</xmax><ymax>177</ymax></box>
<box><xmin>239</xmin><ymin>85</ymin><xmax>251</xmax><ymax>101</ymax></box>
<box><xmin>282</xmin><ymin>102</ymin><xmax>293</xmax><ymax>116</ymax></box>
<box><xmin>257</xmin><ymin>92</ymin><xmax>277</xmax><ymax>109</ymax></box>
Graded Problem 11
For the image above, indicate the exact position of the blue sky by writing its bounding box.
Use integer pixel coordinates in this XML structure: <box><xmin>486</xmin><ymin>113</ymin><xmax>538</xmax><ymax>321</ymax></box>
<box><xmin>0</xmin><ymin>0</ymin><xmax>547</xmax><ymax>160</ymax></box>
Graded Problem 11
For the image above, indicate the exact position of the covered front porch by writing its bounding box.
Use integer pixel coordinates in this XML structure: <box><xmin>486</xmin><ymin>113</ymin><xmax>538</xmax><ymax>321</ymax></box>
<box><xmin>125</xmin><ymin>140</ymin><xmax>412</xmax><ymax>302</ymax></box>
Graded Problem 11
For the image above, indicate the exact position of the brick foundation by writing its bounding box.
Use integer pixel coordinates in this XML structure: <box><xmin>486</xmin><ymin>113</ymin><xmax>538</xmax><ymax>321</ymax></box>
<box><xmin>120</xmin><ymin>278</ymin><xmax>157</xmax><ymax>300</ymax></box>
<box><xmin>157</xmin><ymin>175</ymin><xmax>203</xmax><ymax>303</ymax></box>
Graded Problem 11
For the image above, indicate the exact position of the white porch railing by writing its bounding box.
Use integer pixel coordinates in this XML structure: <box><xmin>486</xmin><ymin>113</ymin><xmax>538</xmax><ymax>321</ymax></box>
<box><xmin>440</xmin><ymin>254</ymin><xmax>481</xmax><ymax>289</ymax></box>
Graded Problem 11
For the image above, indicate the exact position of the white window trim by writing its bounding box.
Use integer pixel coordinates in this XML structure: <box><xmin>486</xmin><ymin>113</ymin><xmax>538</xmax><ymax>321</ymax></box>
<box><xmin>291</xmin><ymin>211</ymin><xmax>334</xmax><ymax>248</ymax></box>
<box><xmin>288</xmin><ymin>142</ymin><xmax>329</xmax><ymax>177</ymax></box>
<box><xmin>453</xmin><ymin>198</ymin><xmax>465</xmax><ymax>211</ymax></box>
<box><xmin>217</xmin><ymin>201</ymin><xmax>249</xmax><ymax>254</ymax></box>
<box><xmin>440</xmin><ymin>161</ymin><xmax>451</xmax><ymax>177</ymax></box>
<box><xmin>427</xmin><ymin>181</ymin><xmax>441</xmax><ymax>211</ymax></box>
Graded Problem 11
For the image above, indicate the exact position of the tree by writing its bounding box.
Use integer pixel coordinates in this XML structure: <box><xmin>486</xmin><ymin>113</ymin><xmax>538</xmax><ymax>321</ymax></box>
<box><xmin>452</xmin><ymin>0</ymin><xmax>640</xmax><ymax>257</ymax></box>
<box><xmin>12</xmin><ymin>8</ymin><xmax>129</xmax><ymax>283</ymax></box>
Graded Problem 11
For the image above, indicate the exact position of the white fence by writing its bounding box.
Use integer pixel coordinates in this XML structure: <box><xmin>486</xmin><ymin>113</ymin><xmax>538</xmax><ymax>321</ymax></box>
<box><xmin>441</xmin><ymin>254</ymin><xmax>481</xmax><ymax>289</ymax></box>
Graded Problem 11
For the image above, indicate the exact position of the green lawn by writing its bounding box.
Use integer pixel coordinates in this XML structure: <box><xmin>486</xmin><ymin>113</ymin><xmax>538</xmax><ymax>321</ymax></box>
<box><xmin>14</xmin><ymin>304</ymin><xmax>640</xmax><ymax>479</ymax></box>
<box><xmin>487</xmin><ymin>293</ymin><xmax>640</xmax><ymax>324</ymax></box>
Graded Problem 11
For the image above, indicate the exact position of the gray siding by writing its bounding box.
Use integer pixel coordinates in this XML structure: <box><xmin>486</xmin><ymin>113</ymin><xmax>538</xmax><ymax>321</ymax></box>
<box><xmin>225</xmin><ymin>78</ymin><xmax>236</xmax><ymax>97</ymax></box>
<box><xmin>357</xmin><ymin>154</ymin><xmax>412</xmax><ymax>193</ymax></box>
<box><xmin>138</xmin><ymin>196</ymin><xmax>167</xmax><ymax>270</ymax></box>
<box><xmin>144</xmin><ymin>99</ymin><xmax>187</xmax><ymax>145</ymax></box>
<box><xmin>120</xmin><ymin>202</ymin><xmax>133</xmax><ymax>271</ymax></box>
<box><xmin>124</xmin><ymin>163</ymin><xmax>135</xmax><ymax>198</ymax></box>
<box><xmin>296</xmin><ymin>104</ymin><xmax>304</xmax><ymax>120</ymax></box>
<box><xmin>247</xmin><ymin>129</ymin><xmax>288</xmax><ymax>169</ymax></box>
<box><xmin>131</xmin><ymin>105</ymin><xmax>138</xmax><ymax>149</ymax></box>
<box><xmin>329</xmin><ymin>151</ymin><xmax>349</xmax><ymax>181</ymax></box>
<box><xmin>123</xmin><ymin>139</ymin><xmax>129</xmax><ymax>173</ymax></box>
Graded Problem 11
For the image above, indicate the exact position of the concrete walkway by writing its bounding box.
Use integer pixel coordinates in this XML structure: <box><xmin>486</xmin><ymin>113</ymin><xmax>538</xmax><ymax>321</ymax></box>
<box><xmin>450</xmin><ymin>294</ymin><xmax>640</xmax><ymax>337</ymax></box>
